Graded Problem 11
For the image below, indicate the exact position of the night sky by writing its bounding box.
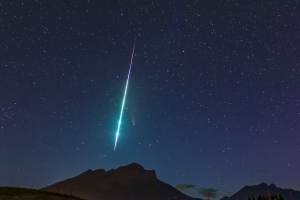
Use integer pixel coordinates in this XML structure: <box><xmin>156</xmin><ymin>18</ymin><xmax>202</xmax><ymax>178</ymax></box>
<box><xmin>1</xmin><ymin>1</ymin><xmax>300</xmax><ymax>199</ymax></box>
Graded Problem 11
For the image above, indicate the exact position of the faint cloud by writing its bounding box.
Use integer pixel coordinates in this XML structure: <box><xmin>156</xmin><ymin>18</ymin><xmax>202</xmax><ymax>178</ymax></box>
<box><xmin>198</xmin><ymin>188</ymin><xmax>218</xmax><ymax>198</ymax></box>
<box><xmin>175</xmin><ymin>184</ymin><xmax>233</xmax><ymax>199</ymax></box>
<box><xmin>217</xmin><ymin>187</ymin><xmax>234</xmax><ymax>198</ymax></box>
<box><xmin>174</xmin><ymin>184</ymin><xmax>196</xmax><ymax>191</ymax></box>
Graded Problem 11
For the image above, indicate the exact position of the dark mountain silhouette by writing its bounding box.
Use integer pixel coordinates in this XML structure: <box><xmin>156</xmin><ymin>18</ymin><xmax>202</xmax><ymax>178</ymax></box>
<box><xmin>220</xmin><ymin>183</ymin><xmax>300</xmax><ymax>200</ymax></box>
<box><xmin>41</xmin><ymin>162</ymin><xmax>201</xmax><ymax>200</ymax></box>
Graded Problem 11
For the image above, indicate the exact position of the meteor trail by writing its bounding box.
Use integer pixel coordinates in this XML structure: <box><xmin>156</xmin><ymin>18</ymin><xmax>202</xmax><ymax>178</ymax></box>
<box><xmin>114</xmin><ymin>44</ymin><xmax>135</xmax><ymax>150</ymax></box>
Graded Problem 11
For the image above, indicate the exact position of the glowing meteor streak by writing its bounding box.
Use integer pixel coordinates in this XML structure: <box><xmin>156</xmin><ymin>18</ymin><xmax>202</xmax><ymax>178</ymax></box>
<box><xmin>114</xmin><ymin>44</ymin><xmax>135</xmax><ymax>150</ymax></box>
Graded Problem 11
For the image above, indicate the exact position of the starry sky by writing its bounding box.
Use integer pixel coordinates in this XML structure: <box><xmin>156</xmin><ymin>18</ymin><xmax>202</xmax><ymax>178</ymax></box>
<box><xmin>1</xmin><ymin>0</ymin><xmax>300</xmax><ymax>199</ymax></box>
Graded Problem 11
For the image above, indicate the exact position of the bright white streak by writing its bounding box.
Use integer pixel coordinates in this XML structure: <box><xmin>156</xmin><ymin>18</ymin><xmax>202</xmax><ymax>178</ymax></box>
<box><xmin>114</xmin><ymin>44</ymin><xmax>135</xmax><ymax>150</ymax></box>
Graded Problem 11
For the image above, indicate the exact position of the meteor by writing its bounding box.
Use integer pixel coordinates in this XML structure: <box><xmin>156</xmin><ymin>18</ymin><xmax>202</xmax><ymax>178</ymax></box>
<box><xmin>114</xmin><ymin>44</ymin><xmax>135</xmax><ymax>150</ymax></box>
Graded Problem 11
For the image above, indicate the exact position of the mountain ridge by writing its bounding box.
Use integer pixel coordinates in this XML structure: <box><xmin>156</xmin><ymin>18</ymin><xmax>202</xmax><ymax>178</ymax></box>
<box><xmin>41</xmin><ymin>162</ymin><xmax>201</xmax><ymax>200</ymax></box>
<box><xmin>220</xmin><ymin>182</ymin><xmax>300</xmax><ymax>200</ymax></box>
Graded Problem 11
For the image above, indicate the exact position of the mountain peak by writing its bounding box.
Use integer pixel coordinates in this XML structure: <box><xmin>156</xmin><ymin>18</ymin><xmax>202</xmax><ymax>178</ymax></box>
<box><xmin>258</xmin><ymin>182</ymin><xmax>268</xmax><ymax>187</ymax></box>
<box><xmin>118</xmin><ymin>162</ymin><xmax>145</xmax><ymax>171</ymax></box>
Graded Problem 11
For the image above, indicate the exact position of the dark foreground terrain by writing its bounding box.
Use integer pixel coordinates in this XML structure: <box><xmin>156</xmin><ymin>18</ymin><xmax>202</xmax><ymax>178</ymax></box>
<box><xmin>0</xmin><ymin>187</ymin><xmax>85</xmax><ymax>200</ymax></box>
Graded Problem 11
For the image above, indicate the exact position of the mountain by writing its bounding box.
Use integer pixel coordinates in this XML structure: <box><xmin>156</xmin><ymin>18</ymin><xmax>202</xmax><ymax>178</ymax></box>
<box><xmin>220</xmin><ymin>183</ymin><xmax>300</xmax><ymax>200</ymax></box>
<box><xmin>41</xmin><ymin>162</ymin><xmax>201</xmax><ymax>200</ymax></box>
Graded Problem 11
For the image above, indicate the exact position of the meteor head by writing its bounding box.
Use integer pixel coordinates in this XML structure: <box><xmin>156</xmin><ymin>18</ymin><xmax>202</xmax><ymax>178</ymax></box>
<box><xmin>114</xmin><ymin>131</ymin><xmax>119</xmax><ymax>150</ymax></box>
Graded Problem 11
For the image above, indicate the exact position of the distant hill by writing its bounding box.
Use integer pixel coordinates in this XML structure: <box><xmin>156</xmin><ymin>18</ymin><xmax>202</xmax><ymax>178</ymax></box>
<box><xmin>0</xmin><ymin>186</ymin><xmax>85</xmax><ymax>200</ymax></box>
<box><xmin>220</xmin><ymin>183</ymin><xmax>300</xmax><ymax>200</ymax></box>
<box><xmin>41</xmin><ymin>162</ymin><xmax>201</xmax><ymax>200</ymax></box>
